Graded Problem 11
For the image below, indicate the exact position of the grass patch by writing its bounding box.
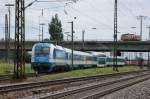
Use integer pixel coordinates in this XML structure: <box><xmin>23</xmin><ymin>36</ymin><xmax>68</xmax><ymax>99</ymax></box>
<box><xmin>39</xmin><ymin>66</ymin><xmax>146</xmax><ymax>81</ymax></box>
<box><xmin>0</xmin><ymin>64</ymin><xmax>147</xmax><ymax>81</ymax></box>
<box><xmin>0</xmin><ymin>63</ymin><xmax>34</xmax><ymax>74</ymax></box>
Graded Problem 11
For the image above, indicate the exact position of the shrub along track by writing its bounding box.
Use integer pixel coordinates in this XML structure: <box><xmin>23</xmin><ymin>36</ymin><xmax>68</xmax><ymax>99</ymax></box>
<box><xmin>0</xmin><ymin>70</ymin><xmax>149</xmax><ymax>99</ymax></box>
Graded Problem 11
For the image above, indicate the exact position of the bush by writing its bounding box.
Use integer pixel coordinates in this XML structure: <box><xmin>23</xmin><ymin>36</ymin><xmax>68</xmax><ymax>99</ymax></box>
<box><xmin>11</xmin><ymin>52</ymin><xmax>31</xmax><ymax>63</ymax></box>
<box><xmin>25</xmin><ymin>52</ymin><xmax>31</xmax><ymax>63</ymax></box>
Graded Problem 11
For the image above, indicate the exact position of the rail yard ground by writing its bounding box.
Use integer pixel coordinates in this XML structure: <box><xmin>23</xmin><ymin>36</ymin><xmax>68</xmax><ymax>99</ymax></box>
<box><xmin>0</xmin><ymin>70</ymin><xmax>149</xmax><ymax>99</ymax></box>
<box><xmin>0</xmin><ymin>63</ymin><xmax>34</xmax><ymax>74</ymax></box>
<box><xmin>99</xmin><ymin>78</ymin><xmax>150</xmax><ymax>99</ymax></box>
<box><xmin>0</xmin><ymin>62</ymin><xmax>147</xmax><ymax>83</ymax></box>
<box><xmin>27</xmin><ymin>66</ymin><xmax>146</xmax><ymax>81</ymax></box>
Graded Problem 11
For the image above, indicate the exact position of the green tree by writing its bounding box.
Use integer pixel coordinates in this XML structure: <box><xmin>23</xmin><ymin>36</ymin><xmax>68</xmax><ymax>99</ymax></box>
<box><xmin>48</xmin><ymin>14</ymin><xmax>63</xmax><ymax>44</ymax></box>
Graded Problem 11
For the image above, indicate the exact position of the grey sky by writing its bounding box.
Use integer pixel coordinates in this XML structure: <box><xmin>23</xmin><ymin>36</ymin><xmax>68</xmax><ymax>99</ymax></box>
<box><xmin>0</xmin><ymin>0</ymin><xmax>150</xmax><ymax>41</ymax></box>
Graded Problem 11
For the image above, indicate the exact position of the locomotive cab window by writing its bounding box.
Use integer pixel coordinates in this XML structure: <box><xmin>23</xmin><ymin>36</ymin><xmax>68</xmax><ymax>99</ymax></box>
<box><xmin>35</xmin><ymin>47</ymin><xmax>50</xmax><ymax>54</ymax></box>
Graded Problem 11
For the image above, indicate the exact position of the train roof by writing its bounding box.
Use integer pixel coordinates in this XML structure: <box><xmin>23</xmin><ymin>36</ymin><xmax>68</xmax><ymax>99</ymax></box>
<box><xmin>34</xmin><ymin>43</ymin><xmax>50</xmax><ymax>46</ymax></box>
<box><xmin>64</xmin><ymin>48</ymin><xmax>92</xmax><ymax>56</ymax></box>
<box><xmin>55</xmin><ymin>45</ymin><xmax>65</xmax><ymax>50</ymax></box>
<box><xmin>32</xmin><ymin>43</ymin><xmax>53</xmax><ymax>50</ymax></box>
<box><xmin>108</xmin><ymin>56</ymin><xmax>125</xmax><ymax>59</ymax></box>
<box><xmin>33</xmin><ymin>43</ymin><xmax>92</xmax><ymax>56</ymax></box>
<box><xmin>88</xmin><ymin>51</ymin><xmax>106</xmax><ymax>56</ymax></box>
<box><xmin>33</xmin><ymin>43</ymin><xmax>55</xmax><ymax>47</ymax></box>
<box><xmin>74</xmin><ymin>51</ymin><xmax>92</xmax><ymax>56</ymax></box>
<box><xmin>64</xmin><ymin>48</ymin><xmax>71</xmax><ymax>53</ymax></box>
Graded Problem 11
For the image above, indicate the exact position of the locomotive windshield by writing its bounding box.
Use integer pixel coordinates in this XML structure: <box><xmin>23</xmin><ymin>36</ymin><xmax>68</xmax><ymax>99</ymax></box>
<box><xmin>35</xmin><ymin>47</ymin><xmax>50</xmax><ymax>54</ymax></box>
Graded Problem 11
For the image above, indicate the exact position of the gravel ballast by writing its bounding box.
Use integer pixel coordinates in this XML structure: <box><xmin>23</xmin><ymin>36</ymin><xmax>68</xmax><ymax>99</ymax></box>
<box><xmin>100</xmin><ymin>79</ymin><xmax>150</xmax><ymax>99</ymax></box>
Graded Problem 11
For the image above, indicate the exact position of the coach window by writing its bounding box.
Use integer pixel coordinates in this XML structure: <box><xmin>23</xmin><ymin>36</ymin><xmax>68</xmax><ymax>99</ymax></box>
<box><xmin>54</xmin><ymin>49</ymin><xmax>66</xmax><ymax>59</ymax></box>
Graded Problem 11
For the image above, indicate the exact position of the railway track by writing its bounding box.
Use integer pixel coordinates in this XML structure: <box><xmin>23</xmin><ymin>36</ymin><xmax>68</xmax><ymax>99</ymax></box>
<box><xmin>37</xmin><ymin>72</ymin><xmax>150</xmax><ymax>99</ymax></box>
<box><xmin>0</xmin><ymin>70</ymin><xmax>149</xmax><ymax>94</ymax></box>
<box><xmin>0</xmin><ymin>74</ymin><xmax>13</xmax><ymax>81</ymax></box>
<box><xmin>0</xmin><ymin>73</ymin><xmax>37</xmax><ymax>82</ymax></box>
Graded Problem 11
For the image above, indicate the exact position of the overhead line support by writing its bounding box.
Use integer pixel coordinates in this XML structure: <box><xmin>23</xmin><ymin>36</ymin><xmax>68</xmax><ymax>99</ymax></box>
<box><xmin>14</xmin><ymin>0</ymin><xmax>25</xmax><ymax>79</ymax></box>
<box><xmin>113</xmin><ymin>0</ymin><xmax>118</xmax><ymax>72</ymax></box>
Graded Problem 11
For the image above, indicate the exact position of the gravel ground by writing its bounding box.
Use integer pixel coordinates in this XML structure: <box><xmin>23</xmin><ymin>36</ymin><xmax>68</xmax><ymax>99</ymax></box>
<box><xmin>100</xmin><ymin>79</ymin><xmax>150</xmax><ymax>99</ymax></box>
<box><xmin>0</xmin><ymin>74</ymin><xmax>135</xmax><ymax>99</ymax></box>
<box><xmin>0</xmin><ymin>72</ymin><xmax>148</xmax><ymax>99</ymax></box>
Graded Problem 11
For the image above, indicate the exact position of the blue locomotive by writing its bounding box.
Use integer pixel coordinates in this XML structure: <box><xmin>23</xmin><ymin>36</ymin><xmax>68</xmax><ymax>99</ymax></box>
<box><xmin>31</xmin><ymin>43</ymin><xmax>97</xmax><ymax>73</ymax></box>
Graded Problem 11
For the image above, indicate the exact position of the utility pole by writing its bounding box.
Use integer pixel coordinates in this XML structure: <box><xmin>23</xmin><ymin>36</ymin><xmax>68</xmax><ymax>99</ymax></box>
<box><xmin>42</xmin><ymin>9</ymin><xmax>44</xmax><ymax>16</ymax></box>
<box><xmin>40</xmin><ymin>9</ymin><xmax>45</xmax><ymax>42</ymax></box>
<box><xmin>14</xmin><ymin>0</ymin><xmax>25</xmax><ymax>78</ymax></box>
<box><xmin>71</xmin><ymin>21</ymin><xmax>74</xmax><ymax>68</ymax></box>
<box><xmin>67</xmin><ymin>35</ymin><xmax>69</xmax><ymax>41</ymax></box>
<box><xmin>37</xmin><ymin>34</ymin><xmax>42</xmax><ymax>41</ymax></box>
<box><xmin>64</xmin><ymin>32</ymin><xmax>70</xmax><ymax>41</ymax></box>
<box><xmin>137</xmin><ymin>15</ymin><xmax>146</xmax><ymax>68</ymax></box>
<box><xmin>14</xmin><ymin>0</ymin><xmax>37</xmax><ymax>79</ymax></box>
<box><xmin>146</xmin><ymin>26</ymin><xmax>150</xmax><ymax>68</ymax></box>
<box><xmin>113</xmin><ymin>0</ymin><xmax>118</xmax><ymax>71</ymax></box>
<box><xmin>131</xmin><ymin>26</ymin><xmax>136</xmax><ymax>34</ymax></box>
<box><xmin>5</xmin><ymin>4</ymin><xmax>14</xmax><ymax>63</ymax></box>
<box><xmin>5</xmin><ymin>14</ymin><xmax>9</xmax><ymax>63</ymax></box>
<box><xmin>39</xmin><ymin>16</ymin><xmax>41</xmax><ymax>41</ymax></box>
<box><xmin>146</xmin><ymin>27</ymin><xmax>150</xmax><ymax>41</ymax></box>
<box><xmin>40</xmin><ymin>23</ymin><xmax>45</xmax><ymax>42</ymax></box>
<box><xmin>82</xmin><ymin>30</ymin><xmax>85</xmax><ymax>50</ymax></box>
<box><xmin>68</xmin><ymin>21</ymin><xmax>74</xmax><ymax>68</ymax></box>
<box><xmin>131</xmin><ymin>26</ymin><xmax>137</xmax><ymax>61</ymax></box>
<box><xmin>137</xmin><ymin>15</ymin><xmax>147</xmax><ymax>40</ymax></box>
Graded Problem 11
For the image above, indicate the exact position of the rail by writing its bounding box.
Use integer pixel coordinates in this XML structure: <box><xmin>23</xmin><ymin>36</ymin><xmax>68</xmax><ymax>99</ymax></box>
<box><xmin>38</xmin><ymin>72</ymin><xmax>150</xmax><ymax>99</ymax></box>
<box><xmin>0</xmin><ymin>70</ymin><xmax>148</xmax><ymax>94</ymax></box>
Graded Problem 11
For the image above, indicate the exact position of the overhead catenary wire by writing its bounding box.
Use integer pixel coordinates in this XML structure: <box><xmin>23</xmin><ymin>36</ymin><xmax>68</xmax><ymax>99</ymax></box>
<box><xmin>0</xmin><ymin>0</ymin><xmax>150</xmax><ymax>40</ymax></box>
<box><xmin>0</xmin><ymin>0</ymin><xmax>135</xmax><ymax>31</ymax></box>
<box><xmin>27</xmin><ymin>3</ymin><xmax>99</xmax><ymax>32</ymax></box>
<box><xmin>86</xmin><ymin>0</ymin><xmax>112</xmax><ymax>23</ymax></box>
<box><xmin>66</xmin><ymin>5</ymin><xmax>113</xmax><ymax>30</ymax></box>
<box><xmin>136</xmin><ymin>0</ymin><xmax>147</xmax><ymax>12</ymax></box>
<box><xmin>118</xmin><ymin>1</ymin><xmax>137</xmax><ymax>18</ymax></box>
<box><xmin>86</xmin><ymin>0</ymin><xmax>126</xmax><ymax>30</ymax></box>
<box><xmin>63</xmin><ymin>0</ymin><xmax>114</xmax><ymax>30</ymax></box>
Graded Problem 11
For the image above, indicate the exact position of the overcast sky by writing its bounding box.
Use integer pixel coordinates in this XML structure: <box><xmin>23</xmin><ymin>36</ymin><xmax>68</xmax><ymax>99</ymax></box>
<box><xmin>0</xmin><ymin>0</ymin><xmax>150</xmax><ymax>41</ymax></box>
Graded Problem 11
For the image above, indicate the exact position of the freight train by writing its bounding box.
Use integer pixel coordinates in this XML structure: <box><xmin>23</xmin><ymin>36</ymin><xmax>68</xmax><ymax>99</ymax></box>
<box><xmin>31</xmin><ymin>43</ymin><xmax>126</xmax><ymax>73</ymax></box>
